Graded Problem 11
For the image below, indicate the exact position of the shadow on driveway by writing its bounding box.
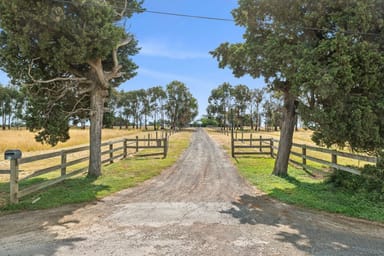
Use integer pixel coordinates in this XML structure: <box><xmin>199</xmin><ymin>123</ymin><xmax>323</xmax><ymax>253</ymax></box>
<box><xmin>221</xmin><ymin>194</ymin><xmax>384</xmax><ymax>255</ymax></box>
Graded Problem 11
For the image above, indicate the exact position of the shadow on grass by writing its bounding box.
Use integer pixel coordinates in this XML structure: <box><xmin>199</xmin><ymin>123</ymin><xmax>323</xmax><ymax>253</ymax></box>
<box><xmin>0</xmin><ymin>175</ymin><xmax>110</xmax><ymax>212</ymax></box>
<box><xmin>221</xmin><ymin>193</ymin><xmax>384</xmax><ymax>255</ymax></box>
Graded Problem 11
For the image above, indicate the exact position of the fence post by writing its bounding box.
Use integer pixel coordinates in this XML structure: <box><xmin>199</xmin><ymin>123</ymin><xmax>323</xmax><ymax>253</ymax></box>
<box><xmin>270</xmin><ymin>139</ymin><xmax>274</xmax><ymax>158</ymax></box>
<box><xmin>259</xmin><ymin>136</ymin><xmax>263</xmax><ymax>152</ymax></box>
<box><xmin>148</xmin><ymin>133</ymin><xmax>150</xmax><ymax>146</ymax></box>
<box><xmin>376</xmin><ymin>155</ymin><xmax>383</xmax><ymax>168</ymax></box>
<box><xmin>61</xmin><ymin>150</ymin><xmax>67</xmax><ymax>176</ymax></box>
<box><xmin>332</xmin><ymin>152</ymin><xmax>337</xmax><ymax>171</ymax></box>
<box><xmin>109</xmin><ymin>143</ymin><xmax>114</xmax><ymax>164</ymax></box>
<box><xmin>250</xmin><ymin>133</ymin><xmax>253</xmax><ymax>147</ymax></box>
<box><xmin>163</xmin><ymin>138</ymin><xmax>168</xmax><ymax>158</ymax></box>
<box><xmin>10</xmin><ymin>158</ymin><xmax>19</xmax><ymax>204</ymax></box>
<box><xmin>123</xmin><ymin>139</ymin><xmax>128</xmax><ymax>158</ymax></box>
<box><xmin>231</xmin><ymin>126</ymin><xmax>235</xmax><ymax>158</ymax></box>
<box><xmin>135</xmin><ymin>136</ymin><xmax>139</xmax><ymax>153</ymax></box>
<box><xmin>302</xmin><ymin>145</ymin><xmax>307</xmax><ymax>169</ymax></box>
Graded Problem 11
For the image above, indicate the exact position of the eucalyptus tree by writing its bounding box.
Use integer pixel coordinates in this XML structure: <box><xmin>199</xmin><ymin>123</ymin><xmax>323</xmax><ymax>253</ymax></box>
<box><xmin>125</xmin><ymin>89</ymin><xmax>145</xmax><ymax>129</ymax></box>
<box><xmin>207</xmin><ymin>82</ymin><xmax>233</xmax><ymax>129</ymax></box>
<box><xmin>147</xmin><ymin>86</ymin><xmax>166</xmax><ymax>130</ymax></box>
<box><xmin>142</xmin><ymin>89</ymin><xmax>151</xmax><ymax>130</ymax></box>
<box><xmin>0</xmin><ymin>0</ymin><xmax>142</xmax><ymax>177</ymax></box>
<box><xmin>206</xmin><ymin>104</ymin><xmax>222</xmax><ymax>126</ymax></box>
<box><xmin>116</xmin><ymin>90</ymin><xmax>130</xmax><ymax>129</ymax></box>
<box><xmin>211</xmin><ymin>0</ymin><xmax>384</xmax><ymax>176</ymax></box>
<box><xmin>0</xmin><ymin>85</ymin><xmax>15</xmax><ymax>129</ymax></box>
<box><xmin>12</xmin><ymin>86</ymin><xmax>26</xmax><ymax>129</ymax></box>
<box><xmin>263</xmin><ymin>94</ymin><xmax>283</xmax><ymax>132</ymax></box>
<box><xmin>165</xmin><ymin>81</ymin><xmax>198</xmax><ymax>129</ymax></box>
<box><xmin>250</xmin><ymin>88</ymin><xmax>264</xmax><ymax>131</ymax></box>
<box><xmin>103</xmin><ymin>88</ymin><xmax>119</xmax><ymax>129</ymax></box>
<box><xmin>231</xmin><ymin>84</ymin><xmax>251</xmax><ymax>129</ymax></box>
<box><xmin>0</xmin><ymin>85</ymin><xmax>24</xmax><ymax>129</ymax></box>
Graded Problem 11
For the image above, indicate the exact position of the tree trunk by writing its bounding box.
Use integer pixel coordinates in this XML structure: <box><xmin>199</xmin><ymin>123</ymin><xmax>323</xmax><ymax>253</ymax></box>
<box><xmin>2</xmin><ymin>104</ymin><xmax>5</xmax><ymax>130</ymax></box>
<box><xmin>272</xmin><ymin>92</ymin><xmax>297</xmax><ymax>176</ymax></box>
<box><xmin>154</xmin><ymin>112</ymin><xmax>157</xmax><ymax>130</ymax></box>
<box><xmin>8</xmin><ymin>114</ymin><xmax>11</xmax><ymax>130</ymax></box>
<box><xmin>88</xmin><ymin>87</ymin><xmax>105</xmax><ymax>177</ymax></box>
<box><xmin>250</xmin><ymin>107</ymin><xmax>254</xmax><ymax>130</ymax></box>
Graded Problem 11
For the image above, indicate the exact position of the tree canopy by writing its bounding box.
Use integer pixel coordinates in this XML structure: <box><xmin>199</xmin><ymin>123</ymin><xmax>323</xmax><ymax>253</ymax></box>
<box><xmin>211</xmin><ymin>0</ymin><xmax>384</xmax><ymax>175</ymax></box>
<box><xmin>165</xmin><ymin>81</ymin><xmax>198</xmax><ymax>129</ymax></box>
<box><xmin>207</xmin><ymin>82</ymin><xmax>265</xmax><ymax>130</ymax></box>
<box><xmin>0</xmin><ymin>0</ymin><xmax>142</xmax><ymax>177</ymax></box>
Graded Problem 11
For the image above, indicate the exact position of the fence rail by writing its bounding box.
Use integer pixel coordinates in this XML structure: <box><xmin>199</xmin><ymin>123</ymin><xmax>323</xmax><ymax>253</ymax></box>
<box><xmin>224</xmin><ymin>129</ymin><xmax>377</xmax><ymax>176</ymax></box>
<box><xmin>272</xmin><ymin>139</ymin><xmax>377</xmax><ymax>176</ymax></box>
<box><xmin>2</xmin><ymin>132</ymin><xmax>171</xmax><ymax>204</ymax></box>
<box><xmin>231</xmin><ymin>130</ymin><xmax>273</xmax><ymax>158</ymax></box>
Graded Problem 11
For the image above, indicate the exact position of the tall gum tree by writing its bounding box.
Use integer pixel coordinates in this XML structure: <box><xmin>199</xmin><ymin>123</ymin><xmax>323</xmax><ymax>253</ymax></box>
<box><xmin>211</xmin><ymin>0</ymin><xmax>384</xmax><ymax>176</ymax></box>
<box><xmin>0</xmin><ymin>0</ymin><xmax>142</xmax><ymax>177</ymax></box>
<box><xmin>207</xmin><ymin>82</ymin><xmax>233</xmax><ymax>129</ymax></box>
<box><xmin>165</xmin><ymin>81</ymin><xmax>198</xmax><ymax>129</ymax></box>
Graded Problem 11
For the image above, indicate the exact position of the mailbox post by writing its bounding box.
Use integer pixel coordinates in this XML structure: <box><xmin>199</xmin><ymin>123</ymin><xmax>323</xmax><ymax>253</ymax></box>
<box><xmin>5</xmin><ymin>150</ymin><xmax>22</xmax><ymax>204</ymax></box>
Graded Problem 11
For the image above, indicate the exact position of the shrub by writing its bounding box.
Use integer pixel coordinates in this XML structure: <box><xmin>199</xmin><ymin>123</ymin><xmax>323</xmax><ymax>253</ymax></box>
<box><xmin>326</xmin><ymin>165</ymin><xmax>384</xmax><ymax>201</ymax></box>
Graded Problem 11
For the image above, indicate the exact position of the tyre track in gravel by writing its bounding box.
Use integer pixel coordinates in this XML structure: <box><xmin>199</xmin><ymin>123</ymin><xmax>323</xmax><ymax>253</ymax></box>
<box><xmin>0</xmin><ymin>128</ymin><xmax>384</xmax><ymax>256</ymax></box>
<box><xmin>120</xmin><ymin>128</ymin><xmax>254</xmax><ymax>203</ymax></box>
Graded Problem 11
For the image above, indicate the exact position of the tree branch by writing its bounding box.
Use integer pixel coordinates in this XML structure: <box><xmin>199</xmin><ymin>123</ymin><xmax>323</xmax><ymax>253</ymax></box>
<box><xmin>64</xmin><ymin>93</ymin><xmax>91</xmax><ymax>119</ymax></box>
<box><xmin>87</xmin><ymin>58</ymin><xmax>109</xmax><ymax>89</ymax></box>
<box><xmin>114</xmin><ymin>0</ymin><xmax>128</xmax><ymax>18</ymax></box>
<box><xmin>106</xmin><ymin>36</ymin><xmax>133</xmax><ymax>81</ymax></box>
<box><xmin>28</xmin><ymin>58</ymin><xmax>89</xmax><ymax>84</ymax></box>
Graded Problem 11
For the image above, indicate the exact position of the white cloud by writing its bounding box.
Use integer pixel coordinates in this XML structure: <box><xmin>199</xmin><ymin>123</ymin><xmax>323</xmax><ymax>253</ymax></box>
<box><xmin>139</xmin><ymin>40</ymin><xmax>209</xmax><ymax>60</ymax></box>
<box><xmin>138</xmin><ymin>67</ymin><xmax>210</xmax><ymax>86</ymax></box>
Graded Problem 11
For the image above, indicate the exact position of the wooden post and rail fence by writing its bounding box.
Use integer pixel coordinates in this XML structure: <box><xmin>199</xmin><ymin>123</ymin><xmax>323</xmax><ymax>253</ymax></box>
<box><xmin>227</xmin><ymin>129</ymin><xmax>377</xmax><ymax>176</ymax></box>
<box><xmin>1</xmin><ymin>131</ymin><xmax>172</xmax><ymax>204</ymax></box>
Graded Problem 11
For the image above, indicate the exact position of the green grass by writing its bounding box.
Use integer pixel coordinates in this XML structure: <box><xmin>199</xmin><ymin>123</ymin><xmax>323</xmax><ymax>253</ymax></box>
<box><xmin>0</xmin><ymin>131</ymin><xmax>192</xmax><ymax>214</ymax></box>
<box><xmin>236</xmin><ymin>156</ymin><xmax>384</xmax><ymax>223</ymax></box>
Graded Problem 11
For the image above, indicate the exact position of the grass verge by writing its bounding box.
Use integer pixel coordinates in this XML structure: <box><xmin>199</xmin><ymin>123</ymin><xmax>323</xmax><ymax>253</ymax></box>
<box><xmin>0</xmin><ymin>131</ymin><xmax>192</xmax><ymax>214</ymax></box>
<box><xmin>207</xmin><ymin>129</ymin><xmax>384</xmax><ymax>223</ymax></box>
<box><xmin>236</xmin><ymin>156</ymin><xmax>384</xmax><ymax>223</ymax></box>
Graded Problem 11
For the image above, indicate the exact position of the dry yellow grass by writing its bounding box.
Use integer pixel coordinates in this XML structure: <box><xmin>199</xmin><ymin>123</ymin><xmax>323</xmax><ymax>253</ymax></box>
<box><xmin>231</xmin><ymin>129</ymin><xmax>316</xmax><ymax>146</ymax></box>
<box><xmin>0</xmin><ymin>128</ymin><xmax>170</xmax><ymax>182</ymax></box>
<box><xmin>0</xmin><ymin>128</ymin><xmax>140</xmax><ymax>160</ymax></box>
<box><xmin>208</xmin><ymin>128</ymin><xmax>374</xmax><ymax>168</ymax></box>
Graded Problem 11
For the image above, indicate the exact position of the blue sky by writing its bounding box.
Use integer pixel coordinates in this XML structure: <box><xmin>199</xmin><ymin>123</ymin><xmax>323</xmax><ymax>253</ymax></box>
<box><xmin>0</xmin><ymin>0</ymin><xmax>266</xmax><ymax>118</ymax></box>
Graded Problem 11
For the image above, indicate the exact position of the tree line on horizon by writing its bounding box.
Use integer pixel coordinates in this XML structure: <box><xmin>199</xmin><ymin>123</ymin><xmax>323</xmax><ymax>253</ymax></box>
<box><xmin>205</xmin><ymin>82</ymin><xmax>290</xmax><ymax>131</ymax></box>
<box><xmin>0</xmin><ymin>80</ymin><xmax>198</xmax><ymax>132</ymax></box>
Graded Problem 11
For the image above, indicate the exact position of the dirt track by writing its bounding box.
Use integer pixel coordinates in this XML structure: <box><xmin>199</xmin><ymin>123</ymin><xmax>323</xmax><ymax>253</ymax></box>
<box><xmin>1</xmin><ymin>128</ymin><xmax>384</xmax><ymax>256</ymax></box>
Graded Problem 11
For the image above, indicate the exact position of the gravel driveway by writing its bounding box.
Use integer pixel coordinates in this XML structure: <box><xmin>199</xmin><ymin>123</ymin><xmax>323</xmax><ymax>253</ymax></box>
<box><xmin>0</xmin><ymin>128</ymin><xmax>383</xmax><ymax>256</ymax></box>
